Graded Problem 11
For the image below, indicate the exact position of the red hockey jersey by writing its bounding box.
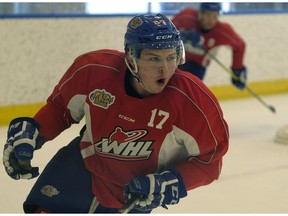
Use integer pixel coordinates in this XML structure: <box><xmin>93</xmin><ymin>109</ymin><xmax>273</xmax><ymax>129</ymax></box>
<box><xmin>172</xmin><ymin>7</ymin><xmax>246</xmax><ymax>69</ymax></box>
<box><xmin>34</xmin><ymin>49</ymin><xmax>229</xmax><ymax>208</ymax></box>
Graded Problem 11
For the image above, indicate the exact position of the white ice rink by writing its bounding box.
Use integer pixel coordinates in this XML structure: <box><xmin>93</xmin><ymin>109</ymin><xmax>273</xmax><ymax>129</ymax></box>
<box><xmin>0</xmin><ymin>93</ymin><xmax>288</xmax><ymax>213</ymax></box>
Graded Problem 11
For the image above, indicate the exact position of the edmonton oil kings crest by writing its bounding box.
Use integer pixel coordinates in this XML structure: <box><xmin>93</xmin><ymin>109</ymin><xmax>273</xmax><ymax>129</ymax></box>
<box><xmin>130</xmin><ymin>17</ymin><xmax>143</xmax><ymax>29</ymax></box>
<box><xmin>94</xmin><ymin>127</ymin><xmax>153</xmax><ymax>161</ymax></box>
<box><xmin>89</xmin><ymin>89</ymin><xmax>115</xmax><ymax>109</ymax></box>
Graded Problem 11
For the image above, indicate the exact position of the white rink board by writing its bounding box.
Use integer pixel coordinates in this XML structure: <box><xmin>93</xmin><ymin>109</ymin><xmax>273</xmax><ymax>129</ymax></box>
<box><xmin>0</xmin><ymin>93</ymin><xmax>288</xmax><ymax>213</ymax></box>
<box><xmin>1</xmin><ymin>13</ymin><xmax>288</xmax><ymax>106</ymax></box>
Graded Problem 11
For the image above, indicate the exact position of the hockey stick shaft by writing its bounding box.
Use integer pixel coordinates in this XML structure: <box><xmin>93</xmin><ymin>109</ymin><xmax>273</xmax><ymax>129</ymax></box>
<box><xmin>118</xmin><ymin>194</ymin><xmax>141</xmax><ymax>214</ymax></box>
<box><xmin>207</xmin><ymin>52</ymin><xmax>276</xmax><ymax>113</ymax></box>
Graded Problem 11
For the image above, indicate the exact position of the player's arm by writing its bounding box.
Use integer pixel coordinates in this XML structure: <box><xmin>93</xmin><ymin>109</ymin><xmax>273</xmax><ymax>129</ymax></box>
<box><xmin>226</xmin><ymin>24</ymin><xmax>246</xmax><ymax>70</ymax></box>
<box><xmin>174</xmin><ymin>86</ymin><xmax>229</xmax><ymax>191</ymax></box>
<box><xmin>33</xmin><ymin>58</ymin><xmax>90</xmax><ymax>141</ymax></box>
<box><xmin>30</xmin><ymin>53</ymin><xmax>92</xmax><ymax>141</ymax></box>
<box><xmin>221</xmin><ymin>23</ymin><xmax>247</xmax><ymax>89</ymax></box>
<box><xmin>3</xmin><ymin>56</ymin><xmax>90</xmax><ymax>180</ymax></box>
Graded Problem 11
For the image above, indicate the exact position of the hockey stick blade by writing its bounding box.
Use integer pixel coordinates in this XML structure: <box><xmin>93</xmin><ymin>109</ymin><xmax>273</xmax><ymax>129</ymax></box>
<box><xmin>245</xmin><ymin>86</ymin><xmax>276</xmax><ymax>114</ymax></box>
<box><xmin>119</xmin><ymin>194</ymin><xmax>141</xmax><ymax>214</ymax></box>
<box><xmin>268</xmin><ymin>105</ymin><xmax>276</xmax><ymax>113</ymax></box>
<box><xmin>208</xmin><ymin>52</ymin><xmax>277</xmax><ymax>114</ymax></box>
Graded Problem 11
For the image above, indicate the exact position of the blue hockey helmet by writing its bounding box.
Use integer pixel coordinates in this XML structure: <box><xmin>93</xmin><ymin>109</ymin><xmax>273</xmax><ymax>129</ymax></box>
<box><xmin>124</xmin><ymin>13</ymin><xmax>185</xmax><ymax>64</ymax></box>
<box><xmin>200</xmin><ymin>3</ymin><xmax>221</xmax><ymax>12</ymax></box>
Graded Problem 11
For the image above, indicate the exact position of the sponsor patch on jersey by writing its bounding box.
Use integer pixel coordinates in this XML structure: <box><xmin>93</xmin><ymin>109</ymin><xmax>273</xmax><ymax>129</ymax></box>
<box><xmin>130</xmin><ymin>17</ymin><xmax>143</xmax><ymax>29</ymax></box>
<box><xmin>94</xmin><ymin>127</ymin><xmax>153</xmax><ymax>161</ymax></box>
<box><xmin>89</xmin><ymin>89</ymin><xmax>115</xmax><ymax>109</ymax></box>
<box><xmin>41</xmin><ymin>185</ymin><xmax>60</xmax><ymax>197</ymax></box>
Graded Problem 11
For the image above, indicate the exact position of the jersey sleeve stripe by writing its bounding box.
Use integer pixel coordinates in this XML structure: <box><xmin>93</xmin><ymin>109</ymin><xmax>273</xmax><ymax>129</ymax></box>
<box><xmin>167</xmin><ymin>75</ymin><xmax>229</xmax><ymax>165</ymax></box>
<box><xmin>75</xmin><ymin>50</ymin><xmax>125</xmax><ymax>62</ymax></box>
<box><xmin>215</xmin><ymin>28</ymin><xmax>240</xmax><ymax>45</ymax></box>
<box><xmin>168</xmin><ymin>85</ymin><xmax>219</xmax><ymax>147</ymax></box>
<box><xmin>58</xmin><ymin>63</ymin><xmax>120</xmax><ymax>92</ymax></box>
<box><xmin>174</xmin><ymin>73</ymin><xmax>229</xmax><ymax>139</ymax></box>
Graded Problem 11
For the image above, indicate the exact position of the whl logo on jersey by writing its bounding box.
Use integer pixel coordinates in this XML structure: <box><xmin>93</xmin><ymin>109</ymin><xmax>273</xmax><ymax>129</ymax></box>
<box><xmin>94</xmin><ymin>127</ymin><xmax>153</xmax><ymax>161</ymax></box>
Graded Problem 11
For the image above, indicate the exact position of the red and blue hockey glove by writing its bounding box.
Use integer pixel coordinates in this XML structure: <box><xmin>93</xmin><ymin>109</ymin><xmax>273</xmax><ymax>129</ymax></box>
<box><xmin>123</xmin><ymin>169</ymin><xmax>187</xmax><ymax>212</ymax></box>
<box><xmin>231</xmin><ymin>66</ymin><xmax>247</xmax><ymax>90</ymax></box>
<box><xmin>180</xmin><ymin>29</ymin><xmax>205</xmax><ymax>55</ymax></box>
<box><xmin>3</xmin><ymin>117</ymin><xmax>45</xmax><ymax>180</ymax></box>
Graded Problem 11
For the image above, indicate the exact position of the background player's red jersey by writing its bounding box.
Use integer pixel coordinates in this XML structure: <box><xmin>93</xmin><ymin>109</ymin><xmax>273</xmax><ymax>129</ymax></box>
<box><xmin>34</xmin><ymin>49</ymin><xmax>229</xmax><ymax>208</ymax></box>
<box><xmin>172</xmin><ymin>7</ymin><xmax>246</xmax><ymax>70</ymax></box>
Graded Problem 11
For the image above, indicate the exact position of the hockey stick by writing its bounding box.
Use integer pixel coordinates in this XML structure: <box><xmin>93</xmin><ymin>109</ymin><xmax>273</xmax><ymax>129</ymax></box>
<box><xmin>207</xmin><ymin>52</ymin><xmax>276</xmax><ymax>114</ymax></box>
<box><xmin>118</xmin><ymin>194</ymin><xmax>141</xmax><ymax>214</ymax></box>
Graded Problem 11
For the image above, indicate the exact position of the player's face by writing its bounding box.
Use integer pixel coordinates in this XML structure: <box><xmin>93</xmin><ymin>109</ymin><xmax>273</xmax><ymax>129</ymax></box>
<box><xmin>135</xmin><ymin>48</ymin><xmax>178</xmax><ymax>96</ymax></box>
<box><xmin>198</xmin><ymin>11</ymin><xmax>219</xmax><ymax>30</ymax></box>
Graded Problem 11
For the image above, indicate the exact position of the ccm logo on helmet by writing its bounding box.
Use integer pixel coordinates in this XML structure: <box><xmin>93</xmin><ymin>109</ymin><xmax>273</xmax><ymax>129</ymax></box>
<box><xmin>156</xmin><ymin>35</ymin><xmax>173</xmax><ymax>40</ymax></box>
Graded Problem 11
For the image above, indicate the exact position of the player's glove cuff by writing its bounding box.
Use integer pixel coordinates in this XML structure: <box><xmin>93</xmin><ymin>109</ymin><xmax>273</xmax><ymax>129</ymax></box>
<box><xmin>166</xmin><ymin>168</ymin><xmax>187</xmax><ymax>202</ymax></box>
<box><xmin>8</xmin><ymin>117</ymin><xmax>45</xmax><ymax>151</ymax></box>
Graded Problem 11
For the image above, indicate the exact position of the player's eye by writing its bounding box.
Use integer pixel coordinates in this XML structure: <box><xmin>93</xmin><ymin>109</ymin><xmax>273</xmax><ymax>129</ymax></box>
<box><xmin>148</xmin><ymin>57</ymin><xmax>161</xmax><ymax>62</ymax></box>
<box><xmin>167</xmin><ymin>55</ymin><xmax>177</xmax><ymax>61</ymax></box>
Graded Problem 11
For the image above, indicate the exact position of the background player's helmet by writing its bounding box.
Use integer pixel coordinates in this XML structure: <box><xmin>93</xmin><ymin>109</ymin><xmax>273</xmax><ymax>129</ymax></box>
<box><xmin>200</xmin><ymin>3</ymin><xmax>221</xmax><ymax>12</ymax></box>
<box><xmin>124</xmin><ymin>13</ymin><xmax>185</xmax><ymax>65</ymax></box>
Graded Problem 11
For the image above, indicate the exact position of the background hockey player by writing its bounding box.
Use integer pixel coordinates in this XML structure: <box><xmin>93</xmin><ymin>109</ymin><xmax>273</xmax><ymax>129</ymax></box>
<box><xmin>3</xmin><ymin>13</ymin><xmax>229</xmax><ymax>213</ymax></box>
<box><xmin>172</xmin><ymin>3</ymin><xmax>247</xmax><ymax>90</ymax></box>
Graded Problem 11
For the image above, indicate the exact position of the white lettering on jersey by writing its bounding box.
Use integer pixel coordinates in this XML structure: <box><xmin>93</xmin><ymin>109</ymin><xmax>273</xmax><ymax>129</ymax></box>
<box><xmin>147</xmin><ymin>109</ymin><xmax>170</xmax><ymax>129</ymax></box>
<box><xmin>118</xmin><ymin>114</ymin><xmax>135</xmax><ymax>123</ymax></box>
<box><xmin>94</xmin><ymin>127</ymin><xmax>153</xmax><ymax>161</ymax></box>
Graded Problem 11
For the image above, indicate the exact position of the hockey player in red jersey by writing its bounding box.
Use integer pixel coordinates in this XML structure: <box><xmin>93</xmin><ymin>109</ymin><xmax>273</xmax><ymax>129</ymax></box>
<box><xmin>3</xmin><ymin>13</ymin><xmax>229</xmax><ymax>213</ymax></box>
<box><xmin>172</xmin><ymin>3</ymin><xmax>247</xmax><ymax>89</ymax></box>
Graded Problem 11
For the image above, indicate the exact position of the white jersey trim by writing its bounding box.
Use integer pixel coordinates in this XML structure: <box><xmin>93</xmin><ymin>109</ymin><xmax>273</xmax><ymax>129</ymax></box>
<box><xmin>81</xmin><ymin>103</ymin><xmax>95</xmax><ymax>159</ymax></box>
<box><xmin>81</xmin><ymin>145</ymin><xmax>95</xmax><ymax>159</ymax></box>
<box><xmin>84</xmin><ymin>102</ymin><xmax>94</xmax><ymax>143</ymax></box>
<box><xmin>67</xmin><ymin>94</ymin><xmax>86</xmax><ymax>122</ymax></box>
<box><xmin>158</xmin><ymin>125</ymin><xmax>200</xmax><ymax>171</ymax></box>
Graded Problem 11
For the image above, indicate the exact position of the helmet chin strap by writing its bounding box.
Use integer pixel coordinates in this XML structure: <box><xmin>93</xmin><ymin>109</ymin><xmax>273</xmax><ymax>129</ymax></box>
<box><xmin>124</xmin><ymin>57</ymin><xmax>151</xmax><ymax>94</ymax></box>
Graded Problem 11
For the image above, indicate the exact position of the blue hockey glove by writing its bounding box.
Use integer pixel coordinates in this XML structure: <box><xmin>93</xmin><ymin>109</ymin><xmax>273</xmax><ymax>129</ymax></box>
<box><xmin>231</xmin><ymin>66</ymin><xmax>247</xmax><ymax>90</ymax></box>
<box><xmin>123</xmin><ymin>169</ymin><xmax>187</xmax><ymax>212</ymax></box>
<box><xmin>3</xmin><ymin>117</ymin><xmax>45</xmax><ymax>180</ymax></box>
<box><xmin>180</xmin><ymin>29</ymin><xmax>205</xmax><ymax>55</ymax></box>
<box><xmin>180</xmin><ymin>29</ymin><xmax>201</xmax><ymax>46</ymax></box>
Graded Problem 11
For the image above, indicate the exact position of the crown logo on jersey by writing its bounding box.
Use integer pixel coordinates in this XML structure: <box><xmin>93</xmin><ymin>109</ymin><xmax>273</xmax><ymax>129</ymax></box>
<box><xmin>89</xmin><ymin>89</ymin><xmax>115</xmax><ymax>109</ymax></box>
<box><xmin>94</xmin><ymin>127</ymin><xmax>153</xmax><ymax>161</ymax></box>
<box><xmin>130</xmin><ymin>17</ymin><xmax>143</xmax><ymax>29</ymax></box>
